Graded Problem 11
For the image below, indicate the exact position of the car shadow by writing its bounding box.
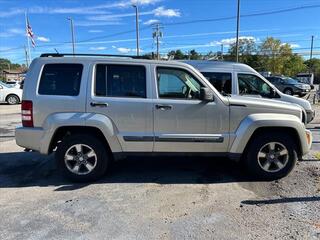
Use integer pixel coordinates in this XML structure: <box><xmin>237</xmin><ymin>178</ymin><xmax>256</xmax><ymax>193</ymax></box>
<box><xmin>0</xmin><ymin>151</ymin><xmax>259</xmax><ymax>191</ymax></box>
<box><xmin>241</xmin><ymin>196</ymin><xmax>320</xmax><ymax>205</ymax></box>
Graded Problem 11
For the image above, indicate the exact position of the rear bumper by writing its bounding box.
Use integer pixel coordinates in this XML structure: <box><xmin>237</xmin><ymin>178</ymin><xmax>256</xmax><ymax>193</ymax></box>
<box><xmin>15</xmin><ymin>127</ymin><xmax>48</xmax><ymax>154</ymax></box>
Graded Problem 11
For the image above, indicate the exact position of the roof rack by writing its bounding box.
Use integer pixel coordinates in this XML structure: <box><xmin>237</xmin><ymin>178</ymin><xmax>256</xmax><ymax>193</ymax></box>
<box><xmin>40</xmin><ymin>53</ymin><xmax>152</xmax><ymax>59</ymax></box>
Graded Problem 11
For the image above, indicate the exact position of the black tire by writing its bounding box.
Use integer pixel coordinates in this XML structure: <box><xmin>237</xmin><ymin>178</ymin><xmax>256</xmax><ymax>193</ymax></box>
<box><xmin>244</xmin><ymin>132</ymin><xmax>298</xmax><ymax>180</ymax></box>
<box><xmin>55</xmin><ymin>134</ymin><xmax>109</xmax><ymax>182</ymax></box>
<box><xmin>6</xmin><ymin>94</ymin><xmax>19</xmax><ymax>105</ymax></box>
<box><xmin>283</xmin><ymin>88</ymin><xmax>293</xmax><ymax>95</ymax></box>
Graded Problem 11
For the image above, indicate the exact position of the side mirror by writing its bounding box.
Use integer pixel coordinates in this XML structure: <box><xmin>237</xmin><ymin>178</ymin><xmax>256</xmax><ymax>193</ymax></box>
<box><xmin>200</xmin><ymin>87</ymin><xmax>214</xmax><ymax>101</ymax></box>
<box><xmin>270</xmin><ymin>88</ymin><xmax>277</xmax><ymax>98</ymax></box>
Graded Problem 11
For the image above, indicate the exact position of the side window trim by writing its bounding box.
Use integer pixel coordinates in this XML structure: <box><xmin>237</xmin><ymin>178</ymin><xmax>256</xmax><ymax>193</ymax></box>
<box><xmin>37</xmin><ymin>63</ymin><xmax>84</xmax><ymax>96</ymax></box>
<box><xmin>155</xmin><ymin>66</ymin><xmax>204</xmax><ymax>101</ymax></box>
<box><xmin>94</xmin><ymin>63</ymin><xmax>147</xmax><ymax>99</ymax></box>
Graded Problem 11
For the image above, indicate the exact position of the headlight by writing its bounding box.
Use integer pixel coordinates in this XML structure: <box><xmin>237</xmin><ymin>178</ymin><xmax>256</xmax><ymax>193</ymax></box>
<box><xmin>294</xmin><ymin>84</ymin><xmax>305</xmax><ymax>89</ymax></box>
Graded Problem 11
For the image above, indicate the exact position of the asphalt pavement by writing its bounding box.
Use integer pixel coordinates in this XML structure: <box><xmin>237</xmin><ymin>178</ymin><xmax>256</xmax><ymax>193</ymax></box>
<box><xmin>0</xmin><ymin>103</ymin><xmax>320</xmax><ymax>240</ymax></box>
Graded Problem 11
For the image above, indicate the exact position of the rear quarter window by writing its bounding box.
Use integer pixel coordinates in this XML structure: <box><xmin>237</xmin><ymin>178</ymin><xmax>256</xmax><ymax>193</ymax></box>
<box><xmin>38</xmin><ymin>64</ymin><xmax>83</xmax><ymax>96</ymax></box>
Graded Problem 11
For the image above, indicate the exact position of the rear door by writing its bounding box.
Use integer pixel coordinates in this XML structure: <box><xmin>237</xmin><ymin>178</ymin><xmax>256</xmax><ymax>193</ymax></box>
<box><xmin>87</xmin><ymin>62</ymin><xmax>154</xmax><ymax>152</ymax></box>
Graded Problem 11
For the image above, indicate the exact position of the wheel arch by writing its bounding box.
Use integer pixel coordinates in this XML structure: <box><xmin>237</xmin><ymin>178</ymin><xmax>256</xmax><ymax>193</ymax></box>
<box><xmin>49</xmin><ymin>126</ymin><xmax>113</xmax><ymax>154</ymax></box>
<box><xmin>229</xmin><ymin>114</ymin><xmax>306</xmax><ymax>159</ymax></box>
<box><xmin>242</xmin><ymin>127</ymin><xmax>302</xmax><ymax>158</ymax></box>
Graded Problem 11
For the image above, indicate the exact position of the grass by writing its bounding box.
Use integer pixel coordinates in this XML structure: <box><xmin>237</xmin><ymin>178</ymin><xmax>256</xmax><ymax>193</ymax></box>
<box><xmin>315</xmin><ymin>152</ymin><xmax>320</xmax><ymax>160</ymax></box>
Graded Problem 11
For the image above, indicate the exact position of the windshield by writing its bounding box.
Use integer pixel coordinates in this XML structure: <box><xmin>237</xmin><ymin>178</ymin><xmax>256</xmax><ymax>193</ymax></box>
<box><xmin>0</xmin><ymin>82</ymin><xmax>14</xmax><ymax>88</ymax></box>
<box><xmin>283</xmin><ymin>77</ymin><xmax>299</xmax><ymax>84</ymax></box>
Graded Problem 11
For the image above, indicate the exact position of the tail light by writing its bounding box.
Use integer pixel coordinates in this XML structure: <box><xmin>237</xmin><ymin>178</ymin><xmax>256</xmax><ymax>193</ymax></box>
<box><xmin>21</xmin><ymin>100</ymin><xmax>33</xmax><ymax>127</ymax></box>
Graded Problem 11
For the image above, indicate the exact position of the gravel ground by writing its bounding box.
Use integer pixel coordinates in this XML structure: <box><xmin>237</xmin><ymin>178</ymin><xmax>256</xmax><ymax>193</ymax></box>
<box><xmin>0</xmin><ymin>101</ymin><xmax>320</xmax><ymax>240</ymax></box>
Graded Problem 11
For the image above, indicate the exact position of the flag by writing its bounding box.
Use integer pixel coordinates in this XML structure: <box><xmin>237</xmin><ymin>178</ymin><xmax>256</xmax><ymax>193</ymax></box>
<box><xmin>26</xmin><ymin>17</ymin><xmax>36</xmax><ymax>48</ymax></box>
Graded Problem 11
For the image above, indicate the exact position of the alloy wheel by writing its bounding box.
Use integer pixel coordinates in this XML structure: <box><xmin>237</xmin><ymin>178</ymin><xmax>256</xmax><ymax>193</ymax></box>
<box><xmin>257</xmin><ymin>142</ymin><xmax>289</xmax><ymax>173</ymax></box>
<box><xmin>64</xmin><ymin>144</ymin><xmax>97</xmax><ymax>175</ymax></box>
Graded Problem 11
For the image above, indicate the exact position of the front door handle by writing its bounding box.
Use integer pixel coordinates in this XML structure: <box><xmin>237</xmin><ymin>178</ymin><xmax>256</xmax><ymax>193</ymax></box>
<box><xmin>90</xmin><ymin>102</ymin><xmax>108</xmax><ymax>107</ymax></box>
<box><xmin>155</xmin><ymin>104</ymin><xmax>172</xmax><ymax>110</ymax></box>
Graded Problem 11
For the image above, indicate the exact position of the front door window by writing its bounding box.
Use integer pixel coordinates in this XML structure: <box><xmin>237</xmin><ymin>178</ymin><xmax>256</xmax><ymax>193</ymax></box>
<box><xmin>238</xmin><ymin>74</ymin><xmax>271</xmax><ymax>97</ymax></box>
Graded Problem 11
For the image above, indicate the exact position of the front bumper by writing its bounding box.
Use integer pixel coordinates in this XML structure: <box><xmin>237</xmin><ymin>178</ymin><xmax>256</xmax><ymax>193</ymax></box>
<box><xmin>304</xmin><ymin>129</ymin><xmax>313</xmax><ymax>154</ymax></box>
<box><xmin>306</xmin><ymin>109</ymin><xmax>315</xmax><ymax>123</ymax></box>
<box><xmin>295</xmin><ymin>88</ymin><xmax>310</xmax><ymax>95</ymax></box>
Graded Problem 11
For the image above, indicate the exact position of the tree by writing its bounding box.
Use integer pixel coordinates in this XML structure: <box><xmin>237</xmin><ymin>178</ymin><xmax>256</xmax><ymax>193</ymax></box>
<box><xmin>228</xmin><ymin>38</ymin><xmax>261</xmax><ymax>69</ymax></box>
<box><xmin>259</xmin><ymin>37</ymin><xmax>297</xmax><ymax>74</ymax></box>
<box><xmin>304</xmin><ymin>58</ymin><xmax>320</xmax><ymax>83</ymax></box>
<box><xmin>189</xmin><ymin>49</ymin><xmax>201</xmax><ymax>60</ymax></box>
<box><xmin>283</xmin><ymin>54</ymin><xmax>306</xmax><ymax>76</ymax></box>
<box><xmin>168</xmin><ymin>49</ymin><xmax>186</xmax><ymax>60</ymax></box>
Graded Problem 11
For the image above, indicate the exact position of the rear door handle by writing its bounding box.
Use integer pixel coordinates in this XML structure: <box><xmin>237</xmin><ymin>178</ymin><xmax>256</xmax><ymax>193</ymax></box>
<box><xmin>155</xmin><ymin>104</ymin><xmax>172</xmax><ymax>110</ymax></box>
<box><xmin>90</xmin><ymin>102</ymin><xmax>108</xmax><ymax>107</ymax></box>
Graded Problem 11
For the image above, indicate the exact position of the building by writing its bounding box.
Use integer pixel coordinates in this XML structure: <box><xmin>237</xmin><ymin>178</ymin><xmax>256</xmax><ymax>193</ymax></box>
<box><xmin>1</xmin><ymin>69</ymin><xmax>26</xmax><ymax>82</ymax></box>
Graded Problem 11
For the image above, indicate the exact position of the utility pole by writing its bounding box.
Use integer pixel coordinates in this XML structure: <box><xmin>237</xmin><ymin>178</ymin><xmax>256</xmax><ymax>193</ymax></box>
<box><xmin>24</xmin><ymin>45</ymin><xmax>29</xmax><ymax>68</ymax></box>
<box><xmin>132</xmin><ymin>4</ymin><xmax>140</xmax><ymax>56</ymax></box>
<box><xmin>67</xmin><ymin>17</ymin><xmax>76</xmax><ymax>55</ymax></box>
<box><xmin>152</xmin><ymin>24</ymin><xmax>163</xmax><ymax>60</ymax></box>
<box><xmin>309</xmin><ymin>35</ymin><xmax>314</xmax><ymax>75</ymax></box>
<box><xmin>235</xmin><ymin>0</ymin><xmax>241</xmax><ymax>62</ymax></box>
<box><xmin>221</xmin><ymin>44</ymin><xmax>224</xmax><ymax>60</ymax></box>
<box><xmin>310</xmin><ymin>35</ymin><xmax>314</xmax><ymax>60</ymax></box>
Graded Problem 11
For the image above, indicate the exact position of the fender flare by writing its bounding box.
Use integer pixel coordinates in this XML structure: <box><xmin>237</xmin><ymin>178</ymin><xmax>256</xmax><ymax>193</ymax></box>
<box><xmin>229</xmin><ymin>113</ymin><xmax>307</xmax><ymax>155</ymax></box>
<box><xmin>40</xmin><ymin>112</ymin><xmax>122</xmax><ymax>154</ymax></box>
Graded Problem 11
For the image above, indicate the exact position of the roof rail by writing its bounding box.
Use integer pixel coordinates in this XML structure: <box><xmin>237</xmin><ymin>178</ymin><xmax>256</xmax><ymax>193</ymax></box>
<box><xmin>40</xmin><ymin>53</ymin><xmax>152</xmax><ymax>59</ymax></box>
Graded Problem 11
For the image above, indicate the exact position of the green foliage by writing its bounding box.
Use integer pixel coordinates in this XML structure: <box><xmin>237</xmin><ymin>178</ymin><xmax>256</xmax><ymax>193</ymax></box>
<box><xmin>0</xmin><ymin>58</ymin><xmax>22</xmax><ymax>72</ymax></box>
<box><xmin>304</xmin><ymin>58</ymin><xmax>320</xmax><ymax>83</ymax></box>
<box><xmin>168</xmin><ymin>49</ymin><xmax>187</xmax><ymax>59</ymax></box>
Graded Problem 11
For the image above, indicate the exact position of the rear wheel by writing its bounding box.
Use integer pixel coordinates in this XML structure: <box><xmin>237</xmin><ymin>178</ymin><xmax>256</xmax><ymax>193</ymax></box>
<box><xmin>55</xmin><ymin>134</ymin><xmax>109</xmax><ymax>182</ymax></box>
<box><xmin>244</xmin><ymin>132</ymin><xmax>297</xmax><ymax>180</ymax></box>
<box><xmin>6</xmin><ymin>94</ymin><xmax>19</xmax><ymax>105</ymax></box>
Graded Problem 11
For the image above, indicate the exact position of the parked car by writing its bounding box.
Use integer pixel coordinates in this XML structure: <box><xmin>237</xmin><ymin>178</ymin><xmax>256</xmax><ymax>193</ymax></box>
<box><xmin>266</xmin><ymin>76</ymin><xmax>311</xmax><ymax>97</ymax></box>
<box><xmin>0</xmin><ymin>81</ymin><xmax>22</xmax><ymax>104</ymax></box>
<box><xmin>182</xmin><ymin>60</ymin><xmax>315</xmax><ymax>124</ymax></box>
<box><xmin>16</xmin><ymin>54</ymin><xmax>312</xmax><ymax>182</ymax></box>
<box><xmin>296</xmin><ymin>73</ymin><xmax>314</xmax><ymax>89</ymax></box>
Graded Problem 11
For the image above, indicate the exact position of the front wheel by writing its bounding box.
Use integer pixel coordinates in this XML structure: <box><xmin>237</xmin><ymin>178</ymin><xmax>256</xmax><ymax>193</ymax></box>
<box><xmin>244</xmin><ymin>132</ymin><xmax>298</xmax><ymax>180</ymax></box>
<box><xmin>284</xmin><ymin>88</ymin><xmax>293</xmax><ymax>95</ymax></box>
<box><xmin>55</xmin><ymin>134</ymin><xmax>109</xmax><ymax>182</ymax></box>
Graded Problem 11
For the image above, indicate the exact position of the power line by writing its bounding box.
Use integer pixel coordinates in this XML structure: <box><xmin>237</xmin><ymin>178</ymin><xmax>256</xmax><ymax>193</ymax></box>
<box><xmin>160</xmin><ymin>4</ymin><xmax>320</xmax><ymax>27</ymax></box>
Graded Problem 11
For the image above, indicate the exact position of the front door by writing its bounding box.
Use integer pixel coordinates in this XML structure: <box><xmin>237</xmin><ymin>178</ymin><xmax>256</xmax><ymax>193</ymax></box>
<box><xmin>153</xmin><ymin>66</ymin><xmax>229</xmax><ymax>153</ymax></box>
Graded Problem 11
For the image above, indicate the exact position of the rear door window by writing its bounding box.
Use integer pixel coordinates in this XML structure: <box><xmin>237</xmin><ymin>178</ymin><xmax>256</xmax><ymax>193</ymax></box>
<box><xmin>201</xmin><ymin>72</ymin><xmax>232</xmax><ymax>94</ymax></box>
<box><xmin>38</xmin><ymin>64</ymin><xmax>83</xmax><ymax>96</ymax></box>
<box><xmin>95</xmin><ymin>64</ymin><xmax>146</xmax><ymax>98</ymax></box>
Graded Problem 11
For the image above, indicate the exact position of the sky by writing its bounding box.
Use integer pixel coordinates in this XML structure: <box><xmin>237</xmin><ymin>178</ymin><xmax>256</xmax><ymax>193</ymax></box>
<box><xmin>0</xmin><ymin>0</ymin><xmax>320</xmax><ymax>64</ymax></box>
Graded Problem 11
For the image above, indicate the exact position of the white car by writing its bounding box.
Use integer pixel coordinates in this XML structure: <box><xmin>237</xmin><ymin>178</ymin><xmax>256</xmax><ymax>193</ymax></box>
<box><xmin>0</xmin><ymin>81</ymin><xmax>23</xmax><ymax>104</ymax></box>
